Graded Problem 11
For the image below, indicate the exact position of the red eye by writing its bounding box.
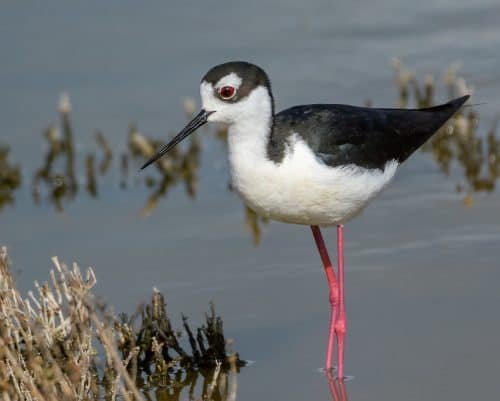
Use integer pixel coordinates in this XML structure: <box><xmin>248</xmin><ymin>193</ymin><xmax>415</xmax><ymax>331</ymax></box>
<box><xmin>219</xmin><ymin>86</ymin><xmax>235</xmax><ymax>99</ymax></box>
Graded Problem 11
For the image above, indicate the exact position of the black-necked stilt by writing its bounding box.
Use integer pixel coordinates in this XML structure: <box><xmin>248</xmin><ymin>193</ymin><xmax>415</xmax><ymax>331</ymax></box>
<box><xmin>141</xmin><ymin>61</ymin><xmax>469</xmax><ymax>379</ymax></box>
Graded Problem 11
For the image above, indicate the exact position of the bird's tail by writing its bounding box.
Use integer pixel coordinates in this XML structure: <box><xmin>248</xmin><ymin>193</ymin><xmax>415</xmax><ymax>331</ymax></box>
<box><xmin>419</xmin><ymin>94</ymin><xmax>470</xmax><ymax>115</ymax></box>
<box><xmin>393</xmin><ymin>95</ymin><xmax>470</xmax><ymax>163</ymax></box>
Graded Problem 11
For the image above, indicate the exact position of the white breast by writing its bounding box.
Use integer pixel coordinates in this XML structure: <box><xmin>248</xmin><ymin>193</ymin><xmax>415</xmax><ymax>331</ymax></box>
<box><xmin>205</xmin><ymin>84</ymin><xmax>399</xmax><ymax>226</ymax></box>
<box><xmin>228</xmin><ymin>130</ymin><xmax>398</xmax><ymax>226</ymax></box>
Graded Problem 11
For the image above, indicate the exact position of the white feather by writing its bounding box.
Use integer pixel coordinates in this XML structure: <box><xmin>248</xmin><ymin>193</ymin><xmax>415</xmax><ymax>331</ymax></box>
<box><xmin>214</xmin><ymin>72</ymin><xmax>242</xmax><ymax>90</ymax></box>
<box><xmin>201</xmin><ymin>82</ymin><xmax>399</xmax><ymax>226</ymax></box>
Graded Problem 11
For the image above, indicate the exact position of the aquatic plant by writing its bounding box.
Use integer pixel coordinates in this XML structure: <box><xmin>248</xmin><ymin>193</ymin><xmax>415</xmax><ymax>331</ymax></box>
<box><xmin>0</xmin><ymin>247</ymin><xmax>241</xmax><ymax>400</ymax></box>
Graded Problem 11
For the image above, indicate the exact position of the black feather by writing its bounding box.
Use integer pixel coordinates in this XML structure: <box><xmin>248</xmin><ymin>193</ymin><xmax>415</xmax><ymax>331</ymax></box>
<box><xmin>268</xmin><ymin>95</ymin><xmax>469</xmax><ymax>170</ymax></box>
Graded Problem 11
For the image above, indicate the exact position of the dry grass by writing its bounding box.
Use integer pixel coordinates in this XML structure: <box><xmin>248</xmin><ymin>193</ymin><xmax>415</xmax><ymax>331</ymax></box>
<box><xmin>0</xmin><ymin>247</ymin><xmax>241</xmax><ymax>401</ymax></box>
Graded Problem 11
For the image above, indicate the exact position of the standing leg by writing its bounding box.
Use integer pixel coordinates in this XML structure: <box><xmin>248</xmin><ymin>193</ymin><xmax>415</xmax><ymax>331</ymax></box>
<box><xmin>310</xmin><ymin>226</ymin><xmax>339</xmax><ymax>372</ymax></box>
<box><xmin>335</xmin><ymin>224</ymin><xmax>347</xmax><ymax>379</ymax></box>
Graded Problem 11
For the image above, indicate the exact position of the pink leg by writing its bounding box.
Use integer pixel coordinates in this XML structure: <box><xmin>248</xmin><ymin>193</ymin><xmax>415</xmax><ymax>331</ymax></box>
<box><xmin>335</xmin><ymin>225</ymin><xmax>347</xmax><ymax>380</ymax></box>
<box><xmin>310</xmin><ymin>226</ymin><xmax>339</xmax><ymax>372</ymax></box>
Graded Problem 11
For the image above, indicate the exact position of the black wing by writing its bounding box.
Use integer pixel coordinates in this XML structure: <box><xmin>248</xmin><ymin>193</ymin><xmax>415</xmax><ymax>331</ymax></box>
<box><xmin>268</xmin><ymin>95</ymin><xmax>469</xmax><ymax>170</ymax></box>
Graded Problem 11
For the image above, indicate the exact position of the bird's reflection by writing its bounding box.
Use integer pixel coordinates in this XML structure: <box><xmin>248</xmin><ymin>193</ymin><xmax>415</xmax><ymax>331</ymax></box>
<box><xmin>325</xmin><ymin>372</ymin><xmax>349</xmax><ymax>401</ymax></box>
<box><xmin>137</xmin><ymin>367</ymin><xmax>350</xmax><ymax>401</ymax></box>
<box><xmin>1</xmin><ymin>61</ymin><xmax>497</xmax><ymax>242</ymax></box>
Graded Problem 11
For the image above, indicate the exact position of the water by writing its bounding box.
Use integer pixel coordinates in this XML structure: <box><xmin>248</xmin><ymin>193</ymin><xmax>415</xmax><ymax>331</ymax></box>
<box><xmin>1</xmin><ymin>1</ymin><xmax>500</xmax><ymax>400</ymax></box>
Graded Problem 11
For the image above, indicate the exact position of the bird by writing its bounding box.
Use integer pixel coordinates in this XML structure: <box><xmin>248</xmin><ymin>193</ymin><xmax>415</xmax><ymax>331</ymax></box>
<box><xmin>141</xmin><ymin>61</ymin><xmax>469</xmax><ymax>379</ymax></box>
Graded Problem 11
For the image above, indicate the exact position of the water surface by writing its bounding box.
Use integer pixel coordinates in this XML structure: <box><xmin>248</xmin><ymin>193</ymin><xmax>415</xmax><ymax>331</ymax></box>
<box><xmin>1</xmin><ymin>1</ymin><xmax>500</xmax><ymax>400</ymax></box>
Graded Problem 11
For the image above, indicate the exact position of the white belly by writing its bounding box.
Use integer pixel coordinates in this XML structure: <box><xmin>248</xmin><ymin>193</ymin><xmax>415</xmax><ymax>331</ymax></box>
<box><xmin>229</xmin><ymin>137</ymin><xmax>399</xmax><ymax>226</ymax></box>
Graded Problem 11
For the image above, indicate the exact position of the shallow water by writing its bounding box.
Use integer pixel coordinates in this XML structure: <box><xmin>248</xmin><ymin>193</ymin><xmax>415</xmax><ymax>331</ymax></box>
<box><xmin>1</xmin><ymin>1</ymin><xmax>500</xmax><ymax>400</ymax></box>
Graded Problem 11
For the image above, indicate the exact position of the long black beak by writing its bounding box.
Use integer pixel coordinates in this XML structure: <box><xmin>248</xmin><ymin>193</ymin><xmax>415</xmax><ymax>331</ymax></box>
<box><xmin>140</xmin><ymin>109</ymin><xmax>213</xmax><ymax>170</ymax></box>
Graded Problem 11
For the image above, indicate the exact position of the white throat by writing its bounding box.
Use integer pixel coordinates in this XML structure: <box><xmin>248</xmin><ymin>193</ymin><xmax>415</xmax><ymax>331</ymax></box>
<box><xmin>226</xmin><ymin>86</ymin><xmax>273</xmax><ymax>168</ymax></box>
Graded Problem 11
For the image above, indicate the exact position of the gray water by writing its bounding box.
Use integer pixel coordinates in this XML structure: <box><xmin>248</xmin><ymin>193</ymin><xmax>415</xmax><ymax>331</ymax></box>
<box><xmin>1</xmin><ymin>1</ymin><xmax>500</xmax><ymax>400</ymax></box>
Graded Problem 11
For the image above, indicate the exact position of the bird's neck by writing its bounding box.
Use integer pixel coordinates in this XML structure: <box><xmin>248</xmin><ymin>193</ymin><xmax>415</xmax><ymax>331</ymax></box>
<box><xmin>227</xmin><ymin>113</ymin><xmax>273</xmax><ymax>167</ymax></box>
<box><xmin>227</xmin><ymin>87</ymin><xmax>276</xmax><ymax>168</ymax></box>
<box><xmin>226</xmin><ymin>94</ymin><xmax>278</xmax><ymax>207</ymax></box>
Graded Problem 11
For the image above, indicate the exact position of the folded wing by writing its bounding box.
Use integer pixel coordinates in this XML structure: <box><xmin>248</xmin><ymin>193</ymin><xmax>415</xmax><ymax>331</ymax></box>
<box><xmin>270</xmin><ymin>95</ymin><xmax>469</xmax><ymax>170</ymax></box>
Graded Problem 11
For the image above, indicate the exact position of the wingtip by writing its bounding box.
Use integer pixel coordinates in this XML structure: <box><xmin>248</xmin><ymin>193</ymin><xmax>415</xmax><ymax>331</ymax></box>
<box><xmin>444</xmin><ymin>94</ymin><xmax>470</xmax><ymax>112</ymax></box>
<box><xmin>454</xmin><ymin>94</ymin><xmax>470</xmax><ymax>106</ymax></box>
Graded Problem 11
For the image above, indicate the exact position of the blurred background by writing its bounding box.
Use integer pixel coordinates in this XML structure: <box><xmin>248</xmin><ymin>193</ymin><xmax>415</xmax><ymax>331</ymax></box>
<box><xmin>1</xmin><ymin>1</ymin><xmax>499</xmax><ymax>400</ymax></box>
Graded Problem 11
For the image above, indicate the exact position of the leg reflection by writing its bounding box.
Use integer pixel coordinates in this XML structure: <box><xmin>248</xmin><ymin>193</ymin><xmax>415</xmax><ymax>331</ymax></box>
<box><xmin>325</xmin><ymin>370</ymin><xmax>348</xmax><ymax>401</ymax></box>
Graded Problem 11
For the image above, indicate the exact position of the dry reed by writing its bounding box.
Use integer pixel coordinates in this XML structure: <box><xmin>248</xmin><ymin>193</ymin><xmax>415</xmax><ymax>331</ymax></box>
<box><xmin>0</xmin><ymin>247</ymin><xmax>241</xmax><ymax>401</ymax></box>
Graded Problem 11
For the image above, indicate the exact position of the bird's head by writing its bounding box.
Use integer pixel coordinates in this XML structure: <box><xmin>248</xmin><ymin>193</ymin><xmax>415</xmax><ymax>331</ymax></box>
<box><xmin>141</xmin><ymin>61</ymin><xmax>273</xmax><ymax>170</ymax></box>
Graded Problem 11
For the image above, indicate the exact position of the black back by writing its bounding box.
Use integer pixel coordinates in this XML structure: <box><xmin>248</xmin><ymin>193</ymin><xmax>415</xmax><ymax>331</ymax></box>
<box><xmin>268</xmin><ymin>95</ymin><xmax>469</xmax><ymax>170</ymax></box>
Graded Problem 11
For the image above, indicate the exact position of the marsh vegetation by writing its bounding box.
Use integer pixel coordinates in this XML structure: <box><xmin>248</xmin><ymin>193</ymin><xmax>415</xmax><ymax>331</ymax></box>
<box><xmin>1</xmin><ymin>61</ymin><xmax>498</xmax><ymax>400</ymax></box>
<box><xmin>0</xmin><ymin>247</ymin><xmax>242</xmax><ymax>401</ymax></box>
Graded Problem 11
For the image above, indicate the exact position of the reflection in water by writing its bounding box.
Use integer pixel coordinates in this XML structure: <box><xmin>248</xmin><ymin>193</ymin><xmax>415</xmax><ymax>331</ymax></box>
<box><xmin>139</xmin><ymin>356</ymin><xmax>238</xmax><ymax>401</ymax></box>
<box><xmin>86</xmin><ymin>154</ymin><xmax>97</xmax><ymax>197</ymax></box>
<box><xmin>96</xmin><ymin>130</ymin><xmax>113</xmax><ymax>175</ymax></box>
<box><xmin>326</xmin><ymin>372</ymin><xmax>348</xmax><ymax>401</ymax></box>
<box><xmin>0</xmin><ymin>146</ymin><xmax>21</xmax><ymax>212</ymax></box>
<box><xmin>139</xmin><ymin>367</ymin><xmax>349</xmax><ymax>401</ymax></box>
<box><xmin>2</xmin><ymin>63</ymin><xmax>498</xmax><ymax>240</ymax></box>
